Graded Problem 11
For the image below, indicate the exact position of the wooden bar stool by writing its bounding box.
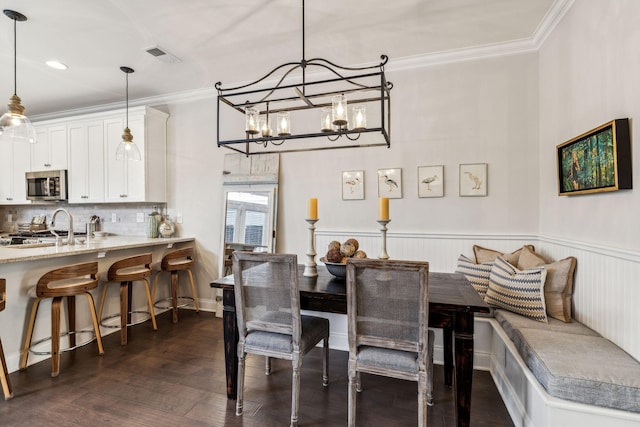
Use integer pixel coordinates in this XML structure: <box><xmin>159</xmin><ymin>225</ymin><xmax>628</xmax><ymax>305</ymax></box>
<box><xmin>20</xmin><ymin>262</ymin><xmax>104</xmax><ymax>378</ymax></box>
<box><xmin>151</xmin><ymin>247</ymin><xmax>199</xmax><ymax>323</ymax></box>
<box><xmin>0</xmin><ymin>279</ymin><xmax>13</xmax><ymax>400</ymax></box>
<box><xmin>98</xmin><ymin>253</ymin><xmax>158</xmax><ymax>346</ymax></box>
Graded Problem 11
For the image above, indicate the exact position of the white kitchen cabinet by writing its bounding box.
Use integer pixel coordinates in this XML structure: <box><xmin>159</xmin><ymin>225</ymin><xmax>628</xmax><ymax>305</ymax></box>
<box><xmin>0</xmin><ymin>142</ymin><xmax>31</xmax><ymax>204</ymax></box>
<box><xmin>32</xmin><ymin>124</ymin><xmax>67</xmax><ymax>171</ymax></box>
<box><xmin>31</xmin><ymin>105</ymin><xmax>168</xmax><ymax>205</ymax></box>
<box><xmin>103</xmin><ymin>107</ymin><xmax>168</xmax><ymax>203</ymax></box>
<box><xmin>67</xmin><ymin>120</ymin><xmax>105</xmax><ymax>203</ymax></box>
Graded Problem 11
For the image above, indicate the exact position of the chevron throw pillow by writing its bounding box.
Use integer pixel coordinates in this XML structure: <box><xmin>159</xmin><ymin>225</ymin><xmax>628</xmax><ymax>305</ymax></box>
<box><xmin>485</xmin><ymin>255</ymin><xmax>548</xmax><ymax>323</ymax></box>
<box><xmin>455</xmin><ymin>254</ymin><xmax>493</xmax><ymax>299</ymax></box>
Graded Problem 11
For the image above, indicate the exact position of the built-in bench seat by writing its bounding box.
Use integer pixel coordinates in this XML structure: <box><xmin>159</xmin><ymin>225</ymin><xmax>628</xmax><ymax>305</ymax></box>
<box><xmin>492</xmin><ymin>309</ymin><xmax>640</xmax><ymax>416</ymax></box>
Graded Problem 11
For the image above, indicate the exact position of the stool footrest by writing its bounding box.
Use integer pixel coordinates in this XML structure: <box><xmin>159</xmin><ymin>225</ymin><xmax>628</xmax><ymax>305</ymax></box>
<box><xmin>100</xmin><ymin>311</ymin><xmax>153</xmax><ymax>329</ymax></box>
<box><xmin>153</xmin><ymin>296</ymin><xmax>195</xmax><ymax>310</ymax></box>
<box><xmin>29</xmin><ymin>330</ymin><xmax>98</xmax><ymax>356</ymax></box>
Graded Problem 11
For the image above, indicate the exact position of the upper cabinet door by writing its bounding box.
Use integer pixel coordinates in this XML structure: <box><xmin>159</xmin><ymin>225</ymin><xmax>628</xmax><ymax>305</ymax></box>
<box><xmin>104</xmin><ymin>107</ymin><xmax>167</xmax><ymax>203</ymax></box>
<box><xmin>0</xmin><ymin>142</ymin><xmax>31</xmax><ymax>204</ymax></box>
<box><xmin>68</xmin><ymin>121</ymin><xmax>105</xmax><ymax>203</ymax></box>
<box><xmin>31</xmin><ymin>125</ymin><xmax>68</xmax><ymax>171</ymax></box>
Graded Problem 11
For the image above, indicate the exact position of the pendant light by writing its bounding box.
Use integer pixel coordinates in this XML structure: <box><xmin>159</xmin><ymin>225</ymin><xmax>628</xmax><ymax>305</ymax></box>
<box><xmin>0</xmin><ymin>9</ymin><xmax>37</xmax><ymax>144</ymax></box>
<box><xmin>115</xmin><ymin>66</ymin><xmax>141</xmax><ymax>161</ymax></box>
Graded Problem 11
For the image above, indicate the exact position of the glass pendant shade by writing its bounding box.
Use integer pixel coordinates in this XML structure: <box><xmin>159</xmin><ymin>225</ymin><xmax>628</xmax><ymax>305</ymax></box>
<box><xmin>115</xmin><ymin>127</ymin><xmax>141</xmax><ymax>161</ymax></box>
<box><xmin>0</xmin><ymin>95</ymin><xmax>36</xmax><ymax>143</ymax></box>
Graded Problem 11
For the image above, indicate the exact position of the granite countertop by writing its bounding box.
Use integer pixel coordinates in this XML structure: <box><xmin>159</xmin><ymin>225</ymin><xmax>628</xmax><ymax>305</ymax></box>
<box><xmin>0</xmin><ymin>235</ymin><xmax>195</xmax><ymax>264</ymax></box>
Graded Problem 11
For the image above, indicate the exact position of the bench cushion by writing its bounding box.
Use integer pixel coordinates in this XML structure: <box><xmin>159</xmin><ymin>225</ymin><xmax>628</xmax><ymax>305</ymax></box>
<box><xmin>495</xmin><ymin>309</ymin><xmax>640</xmax><ymax>413</ymax></box>
<box><xmin>515</xmin><ymin>328</ymin><xmax>640</xmax><ymax>413</ymax></box>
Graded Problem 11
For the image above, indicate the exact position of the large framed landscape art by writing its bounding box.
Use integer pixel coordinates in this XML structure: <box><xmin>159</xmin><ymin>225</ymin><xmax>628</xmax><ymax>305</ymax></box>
<box><xmin>556</xmin><ymin>118</ymin><xmax>631</xmax><ymax>196</ymax></box>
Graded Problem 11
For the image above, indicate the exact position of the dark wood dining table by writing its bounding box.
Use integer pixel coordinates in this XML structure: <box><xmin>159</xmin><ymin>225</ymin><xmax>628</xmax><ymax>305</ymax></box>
<box><xmin>210</xmin><ymin>265</ymin><xmax>489</xmax><ymax>427</ymax></box>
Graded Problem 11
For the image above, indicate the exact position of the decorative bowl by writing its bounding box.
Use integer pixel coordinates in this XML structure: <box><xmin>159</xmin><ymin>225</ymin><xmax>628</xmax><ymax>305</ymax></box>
<box><xmin>320</xmin><ymin>257</ymin><xmax>346</xmax><ymax>279</ymax></box>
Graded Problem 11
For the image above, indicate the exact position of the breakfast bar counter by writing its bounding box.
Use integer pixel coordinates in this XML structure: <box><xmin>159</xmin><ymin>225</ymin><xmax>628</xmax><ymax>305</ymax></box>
<box><xmin>0</xmin><ymin>235</ymin><xmax>195</xmax><ymax>373</ymax></box>
<box><xmin>0</xmin><ymin>236</ymin><xmax>195</xmax><ymax>264</ymax></box>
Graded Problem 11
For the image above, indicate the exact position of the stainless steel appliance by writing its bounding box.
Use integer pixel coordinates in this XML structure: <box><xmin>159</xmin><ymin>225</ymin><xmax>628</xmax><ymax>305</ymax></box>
<box><xmin>25</xmin><ymin>170</ymin><xmax>67</xmax><ymax>201</ymax></box>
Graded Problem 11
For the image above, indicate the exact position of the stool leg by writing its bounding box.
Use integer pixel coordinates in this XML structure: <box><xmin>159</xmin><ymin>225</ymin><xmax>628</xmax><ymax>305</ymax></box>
<box><xmin>119</xmin><ymin>282</ymin><xmax>129</xmax><ymax>345</ymax></box>
<box><xmin>67</xmin><ymin>296</ymin><xmax>76</xmax><ymax>349</ymax></box>
<box><xmin>142</xmin><ymin>279</ymin><xmax>158</xmax><ymax>331</ymax></box>
<box><xmin>84</xmin><ymin>292</ymin><xmax>104</xmax><ymax>356</ymax></box>
<box><xmin>51</xmin><ymin>296</ymin><xmax>62</xmax><ymax>378</ymax></box>
<box><xmin>20</xmin><ymin>299</ymin><xmax>42</xmax><ymax>370</ymax></box>
<box><xmin>97</xmin><ymin>281</ymin><xmax>111</xmax><ymax>327</ymax></box>
<box><xmin>186</xmin><ymin>269</ymin><xmax>199</xmax><ymax>313</ymax></box>
<box><xmin>171</xmin><ymin>271</ymin><xmax>179</xmax><ymax>323</ymax></box>
<box><xmin>151</xmin><ymin>272</ymin><xmax>160</xmax><ymax>304</ymax></box>
<box><xmin>120</xmin><ymin>282</ymin><xmax>130</xmax><ymax>345</ymax></box>
<box><xmin>0</xmin><ymin>338</ymin><xmax>13</xmax><ymax>399</ymax></box>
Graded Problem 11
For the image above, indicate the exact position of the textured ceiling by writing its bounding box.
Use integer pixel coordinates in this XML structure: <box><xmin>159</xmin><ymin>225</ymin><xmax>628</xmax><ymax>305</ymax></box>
<box><xmin>0</xmin><ymin>0</ymin><xmax>557</xmax><ymax>116</ymax></box>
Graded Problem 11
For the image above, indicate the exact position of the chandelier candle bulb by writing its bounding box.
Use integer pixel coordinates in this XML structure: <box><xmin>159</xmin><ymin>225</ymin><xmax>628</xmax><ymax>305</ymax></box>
<box><xmin>308</xmin><ymin>198</ymin><xmax>318</xmax><ymax>220</ymax></box>
<box><xmin>277</xmin><ymin>112</ymin><xmax>291</xmax><ymax>135</ymax></box>
<box><xmin>332</xmin><ymin>94</ymin><xmax>348</xmax><ymax>127</ymax></box>
<box><xmin>378</xmin><ymin>197</ymin><xmax>389</xmax><ymax>220</ymax></box>
<box><xmin>245</xmin><ymin>107</ymin><xmax>259</xmax><ymax>134</ymax></box>
<box><xmin>259</xmin><ymin>117</ymin><xmax>272</xmax><ymax>137</ymax></box>
<box><xmin>321</xmin><ymin>107</ymin><xmax>333</xmax><ymax>132</ymax></box>
<box><xmin>353</xmin><ymin>105</ymin><xmax>367</xmax><ymax>130</ymax></box>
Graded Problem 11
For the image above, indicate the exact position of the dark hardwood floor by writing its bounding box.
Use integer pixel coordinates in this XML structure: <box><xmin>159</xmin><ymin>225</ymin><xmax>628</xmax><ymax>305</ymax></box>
<box><xmin>1</xmin><ymin>311</ymin><xmax>514</xmax><ymax>426</ymax></box>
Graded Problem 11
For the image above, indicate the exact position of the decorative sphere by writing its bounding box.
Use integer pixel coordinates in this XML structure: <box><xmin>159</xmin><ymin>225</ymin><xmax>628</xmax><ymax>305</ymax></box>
<box><xmin>340</xmin><ymin>242</ymin><xmax>356</xmax><ymax>257</ymax></box>
<box><xmin>345</xmin><ymin>238</ymin><xmax>359</xmax><ymax>251</ymax></box>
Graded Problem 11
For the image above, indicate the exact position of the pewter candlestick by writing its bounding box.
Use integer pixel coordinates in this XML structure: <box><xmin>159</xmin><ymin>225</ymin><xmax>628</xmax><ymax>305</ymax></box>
<box><xmin>303</xmin><ymin>218</ymin><xmax>319</xmax><ymax>277</ymax></box>
<box><xmin>377</xmin><ymin>219</ymin><xmax>390</xmax><ymax>260</ymax></box>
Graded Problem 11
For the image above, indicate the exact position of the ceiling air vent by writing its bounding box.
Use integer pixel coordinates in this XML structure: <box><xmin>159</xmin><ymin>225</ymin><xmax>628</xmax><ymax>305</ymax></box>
<box><xmin>145</xmin><ymin>46</ymin><xmax>181</xmax><ymax>64</ymax></box>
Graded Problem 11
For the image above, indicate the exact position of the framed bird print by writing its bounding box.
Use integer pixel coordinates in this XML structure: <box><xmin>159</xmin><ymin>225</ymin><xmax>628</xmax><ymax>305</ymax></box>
<box><xmin>459</xmin><ymin>163</ymin><xmax>487</xmax><ymax>196</ymax></box>
<box><xmin>418</xmin><ymin>165</ymin><xmax>444</xmax><ymax>198</ymax></box>
<box><xmin>378</xmin><ymin>168</ymin><xmax>402</xmax><ymax>199</ymax></box>
<box><xmin>342</xmin><ymin>170</ymin><xmax>364</xmax><ymax>200</ymax></box>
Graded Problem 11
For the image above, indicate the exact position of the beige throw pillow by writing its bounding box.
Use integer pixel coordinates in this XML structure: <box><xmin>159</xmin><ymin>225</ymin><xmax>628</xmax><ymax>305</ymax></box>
<box><xmin>473</xmin><ymin>244</ymin><xmax>535</xmax><ymax>265</ymax></box>
<box><xmin>517</xmin><ymin>246</ymin><xmax>577</xmax><ymax>323</ymax></box>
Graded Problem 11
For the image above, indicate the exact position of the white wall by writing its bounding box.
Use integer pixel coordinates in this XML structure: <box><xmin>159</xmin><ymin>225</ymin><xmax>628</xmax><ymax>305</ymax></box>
<box><xmin>537</xmin><ymin>0</ymin><xmax>640</xmax><ymax>360</ymax></box>
<box><xmin>538</xmin><ymin>0</ymin><xmax>640</xmax><ymax>250</ymax></box>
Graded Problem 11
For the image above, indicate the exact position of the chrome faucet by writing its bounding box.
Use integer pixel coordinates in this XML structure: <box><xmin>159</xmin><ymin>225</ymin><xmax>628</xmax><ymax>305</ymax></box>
<box><xmin>50</xmin><ymin>208</ymin><xmax>74</xmax><ymax>246</ymax></box>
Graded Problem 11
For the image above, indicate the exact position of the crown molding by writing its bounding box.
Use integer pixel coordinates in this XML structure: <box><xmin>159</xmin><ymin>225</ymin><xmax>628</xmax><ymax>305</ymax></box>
<box><xmin>31</xmin><ymin>0</ymin><xmax>575</xmax><ymax>121</ymax></box>
<box><xmin>388</xmin><ymin>0</ymin><xmax>574</xmax><ymax>72</ymax></box>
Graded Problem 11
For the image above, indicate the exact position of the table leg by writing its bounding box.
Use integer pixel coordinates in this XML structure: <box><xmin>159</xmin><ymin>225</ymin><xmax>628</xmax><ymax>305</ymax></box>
<box><xmin>222</xmin><ymin>288</ymin><xmax>239</xmax><ymax>399</ymax></box>
<box><xmin>454</xmin><ymin>312</ymin><xmax>475</xmax><ymax>427</ymax></box>
<box><xmin>443</xmin><ymin>324</ymin><xmax>453</xmax><ymax>387</ymax></box>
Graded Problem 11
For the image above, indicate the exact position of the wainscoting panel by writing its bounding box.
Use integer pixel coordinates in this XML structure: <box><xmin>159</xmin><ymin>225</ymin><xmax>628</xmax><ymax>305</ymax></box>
<box><xmin>315</xmin><ymin>231</ymin><xmax>640</xmax><ymax>362</ymax></box>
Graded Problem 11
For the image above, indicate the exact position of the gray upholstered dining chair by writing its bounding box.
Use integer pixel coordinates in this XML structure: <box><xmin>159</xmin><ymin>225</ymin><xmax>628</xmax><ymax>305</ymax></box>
<box><xmin>232</xmin><ymin>251</ymin><xmax>330</xmax><ymax>427</ymax></box>
<box><xmin>346</xmin><ymin>258</ymin><xmax>434</xmax><ymax>427</ymax></box>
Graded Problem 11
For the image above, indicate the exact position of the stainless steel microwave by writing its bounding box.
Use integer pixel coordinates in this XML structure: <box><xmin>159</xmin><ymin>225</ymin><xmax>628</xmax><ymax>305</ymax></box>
<box><xmin>25</xmin><ymin>170</ymin><xmax>67</xmax><ymax>201</ymax></box>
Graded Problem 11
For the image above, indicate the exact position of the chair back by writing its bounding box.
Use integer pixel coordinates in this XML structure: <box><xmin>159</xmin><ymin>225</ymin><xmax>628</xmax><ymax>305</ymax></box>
<box><xmin>108</xmin><ymin>253</ymin><xmax>152</xmax><ymax>282</ymax></box>
<box><xmin>346</xmin><ymin>258</ymin><xmax>430</xmax><ymax>362</ymax></box>
<box><xmin>0</xmin><ymin>278</ymin><xmax>5</xmax><ymax>312</ymax></box>
<box><xmin>36</xmin><ymin>262</ymin><xmax>99</xmax><ymax>298</ymax></box>
<box><xmin>161</xmin><ymin>247</ymin><xmax>194</xmax><ymax>272</ymax></box>
<box><xmin>232</xmin><ymin>252</ymin><xmax>301</xmax><ymax>347</ymax></box>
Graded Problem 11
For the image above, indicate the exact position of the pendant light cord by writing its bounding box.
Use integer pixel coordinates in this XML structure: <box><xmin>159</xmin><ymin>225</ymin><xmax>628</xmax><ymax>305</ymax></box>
<box><xmin>12</xmin><ymin>15</ymin><xmax>17</xmax><ymax>95</ymax></box>
<box><xmin>125</xmin><ymin>71</ymin><xmax>129</xmax><ymax>128</ymax></box>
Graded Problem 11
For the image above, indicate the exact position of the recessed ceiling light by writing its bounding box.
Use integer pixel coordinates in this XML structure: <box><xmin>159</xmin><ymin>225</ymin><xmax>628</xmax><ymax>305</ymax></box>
<box><xmin>46</xmin><ymin>60</ymin><xmax>68</xmax><ymax>70</ymax></box>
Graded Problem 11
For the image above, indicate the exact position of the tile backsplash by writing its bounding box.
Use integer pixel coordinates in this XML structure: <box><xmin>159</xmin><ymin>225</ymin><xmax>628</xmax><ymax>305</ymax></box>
<box><xmin>0</xmin><ymin>203</ymin><xmax>167</xmax><ymax>236</ymax></box>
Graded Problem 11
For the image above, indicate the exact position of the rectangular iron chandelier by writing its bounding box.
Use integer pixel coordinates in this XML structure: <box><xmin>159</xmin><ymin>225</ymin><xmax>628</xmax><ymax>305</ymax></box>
<box><xmin>215</xmin><ymin>0</ymin><xmax>392</xmax><ymax>156</ymax></box>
